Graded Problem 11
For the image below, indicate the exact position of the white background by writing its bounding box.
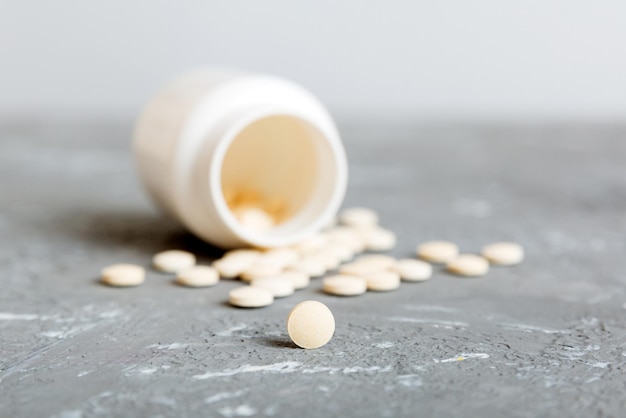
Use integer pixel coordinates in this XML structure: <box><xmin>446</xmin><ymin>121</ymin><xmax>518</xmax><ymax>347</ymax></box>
<box><xmin>2</xmin><ymin>0</ymin><xmax>626</xmax><ymax>120</ymax></box>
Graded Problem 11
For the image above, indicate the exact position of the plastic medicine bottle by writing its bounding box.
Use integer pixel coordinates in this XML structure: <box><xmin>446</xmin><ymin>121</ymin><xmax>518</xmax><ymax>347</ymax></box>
<box><xmin>133</xmin><ymin>69</ymin><xmax>347</xmax><ymax>249</ymax></box>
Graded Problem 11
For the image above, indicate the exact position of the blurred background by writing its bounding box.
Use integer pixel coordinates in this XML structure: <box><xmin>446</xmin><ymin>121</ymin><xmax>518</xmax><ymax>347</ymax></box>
<box><xmin>1</xmin><ymin>0</ymin><xmax>625</xmax><ymax>121</ymax></box>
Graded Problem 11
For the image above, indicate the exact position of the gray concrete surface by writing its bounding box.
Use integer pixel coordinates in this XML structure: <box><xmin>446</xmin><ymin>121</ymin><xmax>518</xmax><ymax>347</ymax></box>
<box><xmin>1</xmin><ymin>119</ymin><xmax>625</xmax><ymax>417</ymax></box>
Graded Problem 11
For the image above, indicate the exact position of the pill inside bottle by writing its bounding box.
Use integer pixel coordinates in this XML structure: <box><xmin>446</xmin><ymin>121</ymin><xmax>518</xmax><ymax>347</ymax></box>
<box><xmin>216</xmin><ymin>114</ymin><xmax>344</xmax><ymax>247</ymax></box>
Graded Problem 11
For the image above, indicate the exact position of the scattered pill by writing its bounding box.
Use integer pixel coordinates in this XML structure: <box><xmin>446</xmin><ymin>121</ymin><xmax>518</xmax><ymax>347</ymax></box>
<box><xmin>278</xmin><ymin>270</ymin><xmax>311</xmax><ymax>290</ymax></box>
<box><xmin>213</xmin><ymin>256</ymin><xmax>256</xmax><ymax>279</ymax></box>
<box><xmin>359</xmin><ymin>227</ymin><xmax>397</xmax><ymax>252</ymax></box>
<box><xmin>311</xmin><ymin>251</ymin><xmax>341</xmax><ymax>271</ymax></box>
<box><xmin>322</xmin><ymin>274</ymin><xmax>367</xmax><ymax>296</ymax></box>
<box><xmin>481</xmin><ymin>242</ymin><xmax>524</xmax><ymax>266</ymax></box>
<box><xmin>229</xmin><ymin>286</ymin><xmax>274</xmax><ymax>308</ymax></box>
<box><xmin>291</xmin><ymin>256</ymin><xmax>327</xmax><ymax>277</ymax></box>
<box><xmin>354</xmin><ymin>254</ymin><xmax>397</xmax><ymax>269</ymax></box>
<box><xmin>152</xmin><ymin>250</ymin><xmax>196</xmax><ymax>273</ymax></box>
<box><xmin>339</xmin><ymin>207</ymin><xmax>379</xmax><ymax>227</ymax></box>
<box><xmin>251</xmin><ymin>276</ymin><xmax>295</xmax><ymax>298</ymax></box>
<box><xmin>294</xmin><ymin>234</ymin><xmax>329</xmax><ymax>255</ymax></box>
<box><xmin>417</xmin><ymin>241</ymin><xmax>459</xmax><ymax>263</ymax></box>
<box><xmin>327</xmin><ymin>227</ymin><xmax>367</xmax><ymax>253</ymax></box>
<box><xmin>261</xmin><ymin>248</ymin><xmax>299</xmax><ymax>268</ymax></box>
<box><xmin>240</xmin><ymin>260</ymin><xmax>285</xmax><ymax>282</ymax></box>
<box><xmin>287</xmin><ymin>301</ymin><xmax>335</xmax><ymax>349</ymax></box>
<box><xmin>325</xmin><ymin>243</ymin><xmax>354</xmax><ymax>262</ymax></box>
<box><xmin>175</xmin><ymin>265</ymin><xmax>219</xmax><ymax>287</ymax></box>
<box><xmin>101</xmin><ymin>264</ymin><xmax>145</xmax><ymax>287</ymax></box>
<box><xmin>394</xmin><ymin>259</ymin><xmax>432</xmax><ymax>282</ymax></box>
<box><xmin>446</xmin><ymin>254</ymin><xmax>489</xmax><ymax>277</ymax></box>
<box><xmin>363</xmin><ymin>271</ymin><xmax>401</xmax><ymax>291</ymax></box>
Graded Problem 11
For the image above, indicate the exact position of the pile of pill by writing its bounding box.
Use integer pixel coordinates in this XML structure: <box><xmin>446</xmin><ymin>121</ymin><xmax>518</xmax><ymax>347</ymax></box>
<box><xmin>223</xmin><ymin>188</ymin><xmax>288</xmax><ymax>233</ymax></box>
<box><xmin>99</xmin><ymin>206</ymin><xmax>524</xmax><ymax>349</ymax></box>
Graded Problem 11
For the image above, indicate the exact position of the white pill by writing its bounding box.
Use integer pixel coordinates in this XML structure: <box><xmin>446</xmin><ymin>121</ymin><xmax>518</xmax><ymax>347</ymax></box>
<box><xmin>364</xmin><ymin>271</ymin><xmax>401</xmax><ymax>292</ymax></box>
<box><xmin>152</xmin><ymin>250</ymin><xmax>196</xmax><ymax>273</ymax></box>
<box><xmin>417</xmin><ymin>241</ymin><xmax>459</xmax><ymax>263</ymax></box>
<box><xmin>310</xmin><ymin>251</ymin><xmax>341</xmax><ymax>271</ymax></box>
<box><xmin>481</xmin><ymin>242</ymin><xmax>524</xmax><ymax>266</ymax></box>
<box><xmin>240</xmin><ymin>260</ymin><xmax>284</xmax><ymax>282</ymax></box>
<box><xmin>229</xmin><ymin>286</ymin><xmax>274</xmax><ymax>308</ymax></box>
<box><xmin>261</xmin><ymin>248</ymin><xmax>300</xmax><ymax>268</ymax></box>
<box><xmin>214</xmin><ymin>249</ymin><xmax>263</xmax><ymax>278</ymax></box>
<box><xmin>354</xmin><ymin>254</ymin><xmax>397</xmax><ymax>269</ymax></box>
<box><xmin>394</xmin><ymin>259</ymin><xmax>432</xmax><ymax>282</ymax></box>
<box><xmin>339</xmin><ymin>207</ymin><xmax>379</xmax><ymax>227</ymax></box>
<box><xmin>287</xmin><ymin>301</ymin><xmax>335</xmax><ymax>349</ymax></box>
<box><xmin>325</xmin><ymin>243</ymin><xmax>355</xmax><ymax>262</ymax></box>
<box><xmin>446</xmin><ymin>254</ymin><xmax>489</xmax><ymax>277</ymax></box>
<box><xmin>175</xmin><ymin>265</ymin><xmax>219</xmax><ymax>287</ymax></box>
<box><xmin>359</xmin><ymin>227</ymin><xmax>397</xmax><ymax>252</ymax></box>
<box><xmin>251</xmin><ymin>276</ymin><xmax>295</xmax><ymax>298</ymax></box>
<box><xmin>101</xmin><ymin>264</ymin><xmax>145</xmax><ymax>287</ymax></box>
<box><xmin>278</xmin><ymin>270</ymin><xmax>311</xmax><ymax>290</ymax></box>
<box><xmin>290</xmin><ymin>256</ymin><xmax>327</xmax><ymax>277</ymax></box>
<box><xmin>294</xmin><ymin>234</ymin><xmax>329</xmax><ymax>255</ymax></box>
<box><xmin>327</xmin><ymin>227</ymin><xmax>367</xmax><ymax>253</ymax></box>
<box><xmin>233</xmin><ymin>206</ymin><xmax>275</xmax><ymax>233</ymax></box>
<box><xmin>224</xmin><ymin>249</ymin><xmax>263</xmax><ymax>260</ymax></box>
<box><xmin>322</xmin><ymin>274</ymin><xmax>367</xmax><ymax>296</ymax></box>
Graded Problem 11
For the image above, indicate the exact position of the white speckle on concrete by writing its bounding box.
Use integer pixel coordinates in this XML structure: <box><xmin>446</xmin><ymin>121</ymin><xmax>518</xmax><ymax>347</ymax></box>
<box><xmin>560</xmin><ymin>344</ymin><xmax>600</xmax><ymax>361</ymax></box>
<box><xmin>77</xmin><ymin>370</ymin><xmax>90</xmax><ymax>377</ymax></box>
<box><xmin>343</xmin><ymin>366</ymin><xmax>392</xmax><ymax>374</ymax></box>
<box><xmin>218</xmin><ymin>404</ymin><xmax>256</xmax><ymax>417</ymax></box>
<box><xmin>0</xmin><ymin>312</ymin><xmax>39</xmax><ymax>320</ymax></box>
<box><xmin>497</xmin><ymin>322</ymin><xmax>571</xmax><ymax>334</ymax></box>
<box><xmin>193</xmin><ymin>361</ymin><xmax>302</xmax><ymax>380</ymax></box>
<box><xmin>434</xmin><ymin>353</ymin><xmax>490</xmax><ymax>363</ymax></box>
<box><xmin>372</xmin><ymin>341</ymin><xmax>395</xmax><ymax>349</ymax></box>
<box><xmin>139</xmin><ymin>368</ymin><xmax>158</xmax><ymax>375</ymax></box>
<box><xmin>388</xmin><ymin>317</ymin><xmax>468</xmax><ymax>329</ymax></box>
<box><xmin>205</xmin><ymin>389</ymin><xmax>248</xmax><ymax>404</ymax></box>
<box><xmin>146</xmin><ymin>342</ymin><xmax>188</xmax><ymax>350</ymax></box>
<box><xmin>404</xmin><ymin>305</ymin><xmax>458</xmax><ymax>313</ymax></box>
<box><xmin>589</xmin><ymin>362</ymin><xmax>610</xmax><ymax>369</ymax></box>
<box><xmin>215</xmin><ymin>323</ymin><xmax>247</xmax><ymax>336</ymax></box>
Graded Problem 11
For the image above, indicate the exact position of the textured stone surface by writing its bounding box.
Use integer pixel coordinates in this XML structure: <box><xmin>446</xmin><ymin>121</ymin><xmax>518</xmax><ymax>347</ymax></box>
<box><xmin>1</xmin><ymin>119</ymin><xmax>625</xmax><ymax>417</ymax></box>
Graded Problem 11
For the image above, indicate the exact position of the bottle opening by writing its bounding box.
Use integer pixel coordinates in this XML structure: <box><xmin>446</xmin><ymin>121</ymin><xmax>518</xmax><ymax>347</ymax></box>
<box><xmin>216</xmin><ymin>113</ymin><xmax>344</xmax><ymax>247</ymax></box>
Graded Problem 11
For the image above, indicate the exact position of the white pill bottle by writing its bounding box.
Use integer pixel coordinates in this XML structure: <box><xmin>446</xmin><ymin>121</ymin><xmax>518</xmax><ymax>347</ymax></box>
<box><xmin>133</xmin><ymin>69</ymin><xmax>348</xmax><ymax>249</ymax></box>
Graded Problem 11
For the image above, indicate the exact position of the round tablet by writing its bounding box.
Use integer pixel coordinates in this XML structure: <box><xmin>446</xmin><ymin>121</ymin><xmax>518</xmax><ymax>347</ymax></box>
<box><xmin>250</xmin><ymin>276</ymin><xmax>295</xmax><ymax>298</ymax></box>
<box><xmin>101</xmin><ymin>264</ymin><xmax>145</xmax><ymax>287</ymax></box>
<box><xmin>354</xmin><ymin>254</ymin><xmax>397</xmax><ymax>269</ymax></box>
<box><xmin>359</xmin><ymin>227</ymin><xmax>396</xmax><ymax>252</ymax></box>
<box><xmin>327</xmin><ymin>227</ymin><xmax>367</xmax><ymax>253</ymax></box>
<box><xmin>287</xmin><ymin>301</ymin><xmax>335</xmax><ymax>349</ymax></box>
<box><xmin>233</xmin><ymin>206</ymin><xmax>275</xmax><ymax>233</ymax></box>
<box><xmin>339</xmin><ymin>207</ymin><xmax>379</xmax><ymax>227</ymax></box>
<box><xmin>394</xmin><ymin>259</ymin><xmax>432</xmax><ymax>282</ymax></box>
<box><xmin>322</xmin><ymin>275</ymin><xmax>367</xmax><ymax>296</ymax></box>
<box><xmin>153</xmin><ymin>250</ymin><xmax>196</xmax><ymax>273</ymax></box>
<box><xmin>446</xmin><ymin>254</ymin><xmax>489</xmax><ymax>277</ymax></box>
<box><xmin>175</xmin><ymin>265</ymin><xmax>219</xmax><ymax>287</ymax></box>
<box><xmin>290</xmin><ymin>256</ymin><xmax>327</xmax><ymax>277</ymax></box>
<box><xmin>240</xmin><ymin>260</ymin><xmax>284</xmax><ymax>282</ymax></box>
<box><xmin>481</xmin><ymin>242</ymin><xmax>524</xmax><ymax>266</ymax></box>
<box><xmin>416</xmin><ymin>241</ymin><xmax>459</xmax><ymax>263</ymax></box>
<box><xmin>261</xmin><ymin>248</ymin><xmax>299</xmax><ymax>268</ymax></box>
<box><xmin>364</xmin><ymin>271</ymin><xmax>401</xmax><ymax>291</ymax></box>
<box><xmin>279</xmin><ymin>270</ymin><xmax>311</xmax><ymax>290</ymax></box>
<box><xmin>228</xmin><ymin>286</ymin><xmax>274</xmax><ymax>308</ymax></box>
